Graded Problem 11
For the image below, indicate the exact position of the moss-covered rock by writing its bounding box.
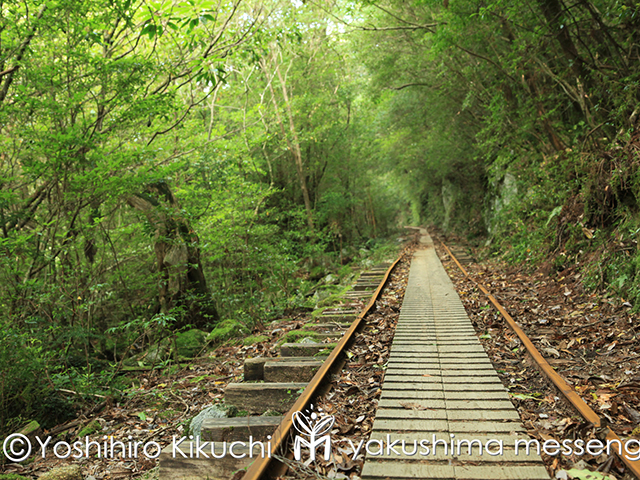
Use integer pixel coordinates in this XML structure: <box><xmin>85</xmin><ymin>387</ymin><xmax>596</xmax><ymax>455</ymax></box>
<box><xmin>175</xmin><ymin>329</ymin><xmax>208</xmax><ymax>357</ymax></box>
<box><xmin>276</xmin><ymin>330</ymin><xmax>319</xmax><ymax>346</ymax></box>
<box><xmin>206</xmin><ymin>320</ymin><xmax>249</xmax><ymax>344</ymax></box>
<box><xmin>78</xmin><ymin>419</ymin><xmax>102</xmax><ymax>437</ymax></box>
<box><xmin>189</xmin><ymin>404</ymin><xmax>239</xmax><ymax>436</ymax></box>
<box><xmin>38</xmin><ymin>465</ymin><xmax>82</xmax><ymax>480</ymax></box>
<box><xmin>142</xmin><ymin>341</ymin><xmax>170</xmax><ymax>364</ymax></box>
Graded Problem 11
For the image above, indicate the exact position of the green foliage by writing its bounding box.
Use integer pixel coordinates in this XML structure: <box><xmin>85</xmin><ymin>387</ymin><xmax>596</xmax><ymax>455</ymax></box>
<box><xmin>0</xmin><ymin>0</ymin><xmax>407</xmax><ymax>418</ymax></box>
<box><xmin>206</xmin><ymin>320</ymin><xmax>249</xmax><ymax>345</ymax></box>
<box><xmin>77</xmin><ymin>419</ymin><xmax>102</xmax><ymax>437</ymax></box>
<box><xmin>21</xmin><ymin>0</ymin><xmax>640</xmax><ymax>434</ymax></box>
<box><xmin>0</xmin><ymin>322</ymin><xmax>71</xmax><ymax>431</ymax></box>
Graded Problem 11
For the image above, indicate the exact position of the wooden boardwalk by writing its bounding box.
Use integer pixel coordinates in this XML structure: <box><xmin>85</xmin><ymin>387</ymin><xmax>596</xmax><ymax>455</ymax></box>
<box><xmin>361</xmin><ymin>230</ymin><xmax>550</xmax><ymax>480</ymax></box>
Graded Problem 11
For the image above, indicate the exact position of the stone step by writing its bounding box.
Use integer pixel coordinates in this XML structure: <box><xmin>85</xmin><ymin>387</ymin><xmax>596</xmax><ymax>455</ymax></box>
<box><xmin>280</xmin><ymin>342</ymin><xmax>336</xmax><ymax>357</ymax></box>
<box><xmin>320</xmin><ymin>310</ymin><xmax>358</xmax><ymax>317</ymax></box>
<box><xmin>264</xmin><ymin>358</ymin><xmax>324</xmax><ymax>382</ymax></box>
<box><xmin>353</xmin><ymin>283</ymin><xmax>379</xmax><ymax>291</ymax></box>
<box><xmin>315</xmin><ymin>314</ymin><xmax>355</xmax><ymax>323</ymax></box>
<box><xmin>281</xmin><ymin>331</ymin><xmax>342</xmax><ymax>341</ymax></box>
<box><xmin>360</xmin><ymin>273</ymin><xmax>384</xmax><ymax>279</ymax></box>
<box><xmin>303</xmin><ymin>323</ymin><xmax>348</xmax><ymax>332</ymax></box>
<box><xmin>344</xmin><ymin>291</ymin><xmax>373</xmax><ymax>297</ymax></box>
<box><xmin>314</xmin><ymin>332</ymin><xmax>343</xmax><ymax>340</ymax></box>
<box><xmin>225</xmin><ymin>382</ymin><xmax>307</xmax><ymax>414</ymax></box>
<box><xmin>244</xmin><ymin>356</ymin><xmax>327</xmax><ymax>381</ymax></box>
<box><xmin>160</xmin><ymin>442</ymin><xmax>251</xmax><ymax>480</ymax></box>
<box><xmin>201</xmin><ymin>415</ymin><xmax>283</xmax><ymax>442</ymax></box>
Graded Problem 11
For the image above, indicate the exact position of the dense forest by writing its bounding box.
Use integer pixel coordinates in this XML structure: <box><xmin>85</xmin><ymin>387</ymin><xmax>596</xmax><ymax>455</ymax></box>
<box><xmin>1</xmin><ymin>0</ymin><xmax>640</xmax><ymax>435</ymax></box>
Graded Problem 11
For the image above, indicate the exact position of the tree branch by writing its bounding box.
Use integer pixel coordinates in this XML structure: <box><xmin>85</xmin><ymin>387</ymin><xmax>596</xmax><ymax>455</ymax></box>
<box><xmin>454</xmin><ymin>43</ymin><xmax>516</xmax><ymax>82</ymax></box>
<box><xmin>388</xmin><ymin>82</ymin><xmax>435</xmax><ymax>90</ymax></box>
<box><xmin>0</xmin><ymin>3</ymin><xmax>47</xmax><ymax>104</ymax></box>
<box><xmin>359</xmin><ymin>24</ymin><xmax>438</xmax><ymax>32</ymax></box>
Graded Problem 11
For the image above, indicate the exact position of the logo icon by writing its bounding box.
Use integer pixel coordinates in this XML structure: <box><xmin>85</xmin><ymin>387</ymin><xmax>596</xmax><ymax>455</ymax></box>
<box><xmin>292</xmin><ymin>405</ymin><xmax>335</xmax><ymax>461</ymax></box>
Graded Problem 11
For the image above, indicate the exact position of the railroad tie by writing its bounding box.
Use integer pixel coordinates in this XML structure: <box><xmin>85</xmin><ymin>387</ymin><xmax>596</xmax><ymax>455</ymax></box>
<box><xmin>362</xmin><ymin>230</ymin><xmax>551</xmax><ymax>480</ymax></box>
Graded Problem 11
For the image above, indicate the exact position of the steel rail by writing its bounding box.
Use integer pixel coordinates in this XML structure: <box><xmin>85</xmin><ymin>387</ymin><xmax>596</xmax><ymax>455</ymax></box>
<box><xmin>440</xmin><ymin>241</ymin><xmax>640</xmax><ymax>479</ymax></box>
<box><xmin>241</xmin><ymin>246</ymin><xmax>408</xmax><ymax>480</ymax></box>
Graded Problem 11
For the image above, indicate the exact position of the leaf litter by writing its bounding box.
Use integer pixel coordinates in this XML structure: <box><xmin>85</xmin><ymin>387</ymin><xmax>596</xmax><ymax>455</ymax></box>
<box><xmin>433</xmin><ymin>230</ymin><xmax>639</xmax><ymax>480</ymax></box>
<box><xmin>0</xmin><ymin>241</ymin><xmax>417</xmax><ymax>480</ymax></box>
<box><xmin>275</xmin><ymin>243</ymin><xmax>416</xmax><ymax>480</ymax></box>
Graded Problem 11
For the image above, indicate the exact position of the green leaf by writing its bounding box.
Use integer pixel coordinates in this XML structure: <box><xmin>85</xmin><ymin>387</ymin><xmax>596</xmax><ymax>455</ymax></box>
<box><xmin>141</xmin><ymin>24</ymin><xmax>156</xmax><ymax>39</ymax></box>
<box><xmin>545</xmin><ymin>206</ymin><xmax>563</xmax><ymax>227</ymax></box>
<box><xmin>565</xmin><ymin>469</ymin><xmax>613</xmax><ymax>480</ymax></box>
<box><xmin>509</xmin><ymin>393</ymin><xmax>542</xmax><ymax>401</ymax></box>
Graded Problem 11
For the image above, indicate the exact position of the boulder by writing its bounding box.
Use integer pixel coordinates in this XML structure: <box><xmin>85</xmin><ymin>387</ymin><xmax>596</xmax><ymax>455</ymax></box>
<box><xmin>175</xmin><ymin>329</ymin><xmax>208</xmax><ymax>357</ymax></box>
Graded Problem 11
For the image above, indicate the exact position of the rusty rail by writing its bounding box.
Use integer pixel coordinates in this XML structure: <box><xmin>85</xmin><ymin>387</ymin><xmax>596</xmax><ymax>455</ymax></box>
<box><xmin>440</xmin><ymin>241</ymin><xmax>640</xmax><ymax>479</ymax></box>
<box><xmin>241</xmin><ymin>245</ymin><xmax>408</xmax><ymax>480</ymax></box>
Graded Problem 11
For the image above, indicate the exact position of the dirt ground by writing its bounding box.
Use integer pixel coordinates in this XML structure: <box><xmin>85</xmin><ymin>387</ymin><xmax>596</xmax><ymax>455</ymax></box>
<box><xmin>433</xmin><ymin>231</ymin><xmax>640</xmax><ymax>480</ymax></box>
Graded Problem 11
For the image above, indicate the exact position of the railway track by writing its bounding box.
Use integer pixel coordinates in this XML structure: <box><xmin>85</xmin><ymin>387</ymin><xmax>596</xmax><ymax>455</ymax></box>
<box><xmin>359</xmin><ymin>231</ymin><xmax>549</xmax><ymax>480</ymax></box>
<box><xmin>160</xmin><ymin>228</ymin><xmax>639</xmax><ymax>480</ymax></box>
<box><xmin>440</xmin><ymin>240</ymin><xmax>640</xmax><ymax>480</ymax></box>
<box><xmin>159</xmin><ymin>237</ymin><xmax>411</xmax><ymax>480</ymax></box>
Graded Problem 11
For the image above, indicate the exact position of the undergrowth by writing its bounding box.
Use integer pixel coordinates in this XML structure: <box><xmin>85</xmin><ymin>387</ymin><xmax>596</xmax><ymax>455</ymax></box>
<box><xmin>488</xmin><ymin>133</ymin><xmax>640</xmax><ymax>310</ymax></box>
<box><xmin>0</xmin><ymin>232</ymin><xmax>403</xmax><ymax>436</ymax></box>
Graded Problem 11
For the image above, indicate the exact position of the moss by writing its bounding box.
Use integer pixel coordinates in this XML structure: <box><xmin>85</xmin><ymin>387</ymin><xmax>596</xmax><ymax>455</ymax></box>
<box><xmin>158</xmin><ymin>409</ymin><xmax>179</xmax><ymax>419</ymax></box>
<box><xmin>207</xmin><ymin>320</ymin><xmax>249</xmax><ymax>344</ymax></box>
<box><xmin>0</xmin><ymin>475</ymin><xmax>32</xmax><ymax>480</ymax></box>
<box><xmin>314</xmin><ymin>344</ymin><xmax>337</xmax><ymax>356</ymax></box>
<box><xmin>175</xmin><ymin>329</ymin><xmax>208</xmax><ymax>357</ymax></box>
<box><xmin>243</xmin><ymin>335</ymin><xmax>269</xmax><ymax>346</ymax></box>
<box><xmin>38</xmin><ymin>465</ymin><xmax>82</xmax><ymax>480</ymax></box>
<box><xmin>78</xmin><ymin>419</ymin><xmax>102</xmax><ymax>437</ymax></box>
<box><xmin>277</xmin><ymin>330</ymin><xmax>319</xmax><ymax>346</ymax></box>
<box><xmin>163</xmin><ymin>364</ymin><xmax>181</xmax><ymax>376</ymax></box>
<box><xmin>261</xmin><ymin>409</ymin><xmax>281</xmax><ymax>416</ymax></box>
<box><xmin>18</xmin><ymin>420</ymin><xmax>40</xmax><ymax>435</ymax></box>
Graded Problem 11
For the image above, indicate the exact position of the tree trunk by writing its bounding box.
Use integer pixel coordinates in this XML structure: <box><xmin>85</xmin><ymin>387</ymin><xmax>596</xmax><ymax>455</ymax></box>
<box><xmin>127</xmin><ymin>181</ymin><xmax>218</xmax><ymax>329</ymax></box>
<box><xmin>260</xmin><ymin>54</ymin><xmax>314</xmax><ymax>231</ymax></box>
<box><xmin>537</xmin><ymin>0</ymin><xmax>588</xmax><ymax>81</ymax></box>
